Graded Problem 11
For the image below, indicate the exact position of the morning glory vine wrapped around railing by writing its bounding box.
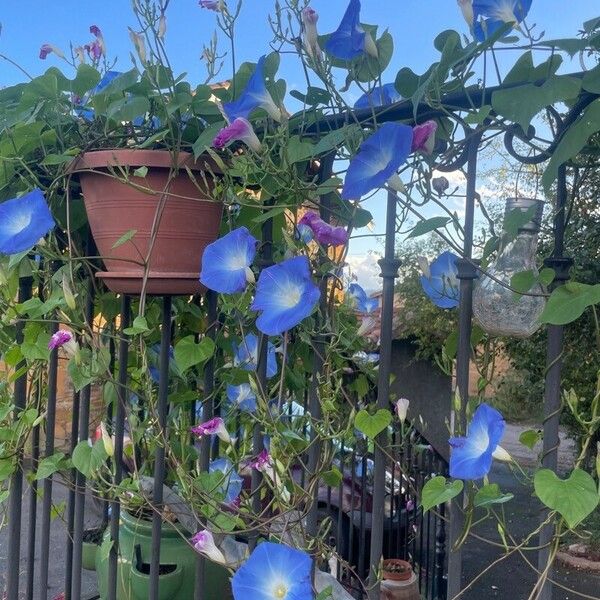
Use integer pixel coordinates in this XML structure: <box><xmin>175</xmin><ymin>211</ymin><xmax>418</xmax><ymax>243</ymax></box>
<box><xmin>1</xmin><ymin>0</ymin><xmax>600</xmax><ymax>599</ymax></box>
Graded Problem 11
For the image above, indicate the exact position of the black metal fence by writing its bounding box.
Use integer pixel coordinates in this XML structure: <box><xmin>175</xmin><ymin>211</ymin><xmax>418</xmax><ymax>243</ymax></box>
<box><xmin>3</xmin><ymin>74</ymin><xmax>596</xmax><ymax>600</ymax></box>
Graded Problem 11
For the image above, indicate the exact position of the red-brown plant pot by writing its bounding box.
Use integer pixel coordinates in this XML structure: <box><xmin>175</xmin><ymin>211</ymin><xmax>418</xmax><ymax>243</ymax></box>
<box><xmin>71</xmin><ymin>149</ymin><xmax>223</xmax><ymax>295</ymax></box>
<box><xmin>382</xmin><ymin>559</ymin><xmax>413</xmax><ymax>582</ymax></box>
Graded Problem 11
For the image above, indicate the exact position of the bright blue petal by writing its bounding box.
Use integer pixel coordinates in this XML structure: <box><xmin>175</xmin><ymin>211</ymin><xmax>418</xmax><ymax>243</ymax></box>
<box><xmin>325</xmin><ymin>0</ymin><xmax>366</xmax><ymax>61</ymax></box>
<box><xmin>342</xmin><ymin>123</ymin><xmax>413</xmax><ymax>200</ymax></box>
<box><xmin>348</xmin><ymin>283</ymin><xmax>367</xmax><ymax>303</ymax></box>
<box><xmin>354</xmin><ymin>84</ymin><xmax>401</xmax><ymax>109</ymax></box>
<box><xmin>0</xmin><ymin>189</ymin><xmax>55</xmax><ymax>255</ymax></box>
<box><xmin>223</xmin><ymin>56</ymin><xmax>277</xmax><ymax>122</ymax></box>
<box><xmin>356</xmin><ymin>296</ymin><xmax>379</xmax><ymax>314</ymax></box>
<box><xmin>200</xmin><ymin>227</ymin><xmax>258</xmax><ymax>294</ymax></box>
<box><xmin>233</xmin><ymin>333</ymin><xmax>278</xmax><ymax>379</ymax></box>
<box><xmin>449</xmin><ymin>403</ymin><xmax>505</xmax><ymax>480</ymax></box>
<box><xmin>472</xmin><ymin>0</ymin><xmax>531</xmax><ymax>40</ymax></box>
<box><xmin>420</xmin><ymin>251</ymin><xmax>460</xmax><ymax>309</ymax></box>
<box><xmin>209</xmin><ymin>457</ymin><xmax>243</xmax><ymax>504</ymax></box>
<box><xmin>226</xmin><ymin>383</ymin><xmax>257</xmax><ymax>413</ymax></box>
<box><xmin>251</xmin><ymin>256</ymin><xmax>320</xmax><ymax>336</ymax></box>
<box><xmin>231</xmin><ymin>542</ymin><xmax>313</xmax><ymax>600</ymax></box>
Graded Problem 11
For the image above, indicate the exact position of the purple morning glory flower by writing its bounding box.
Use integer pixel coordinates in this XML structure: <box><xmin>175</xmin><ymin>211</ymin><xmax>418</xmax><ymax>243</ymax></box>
<box><xmin>231</xmin><ymin>542</ymin><xmax>312</xmax><ymax>600</ymax></box>
<box><xmin>298</xmin><ymin>212</ymin><xmax>348</xmax><ymax>247</ymax></box>
<box><xmin>472</xmin><ymin>0</ymin><xmax>532</xmax><ymax>41</ymax></box>
<box><xmin>199</xmin><ymin>227</ymin><xmax>258</xmax><ymax>294</ymax></box>
<box><xmin>223</xmin><ymin>55</ymin><xmax>282</xmax><ymax>123</ymax></box>
<box><xmin>233</xmin><ymin>333</ymin><xmax>278</xmax><ymax>379</ymax></box>
<box><xmin>411</xmin><ymin>121</ymin><xmax>437</xmax><ymax>155</ymax></box>
<box><xmin>226</xmin><ymin>383</ymin><xmax>257</xmax><ymax>413</ymax></box>
<box><xmin>420</xmin><ymin>251</ymin><xmax>460</xmax><ymax>309</ymax></box>
<box><xmin>449</xmin><ymin>403</ymin><xmax>505</xmax><ymax>480</ymax></box>
<box><xmin>191</xmin><ymin>417</ymin><xmax>231</xmax><ymax>444</ymax></box>
<box><xmin>0</xmin><ymin>189</ymin><xmax>55</xmax><ymax>255</ymax></box>
<box><xmin>354</xmin><ymin>84</ymin><xmax>401</xmax><ymax>109</ymax></box>
<box><xmin>341</xmin><ymin>123</ymin><xmax>413</xmax><ymax>200</ymax></box>
<box><xmin>39</xmin><ymin>44</ymin><xmax>64</xmax><ymax>60</ymax></box>
<box><xmin>191</xmin><ymin>529</ymin><xmax>226</xmax><ymax>564</ymax></box>
<box><xmin>213</xmin><ymin>117</ymin><xmax>261</xmax><ymax>152</ymax></box>
<box><xmin>209</xmin><ymin>457</ymin><xmax>243</xmax><ymax>504</ymax></box>
<box><xmin>251</xmin><ymin>256</ymin><xmax>320</xmax><ymax>336</ymax></box>
<box><xmin>348</xmin><ymin>283</ymin><xmax>378</xmax><ymax>314</ymax></box>
<box><xmin>199</xmin><ymin>0</ymin><xmax>222</xmax><ymax>10</ymax></box>
<box><xmin>325</xmin><ymin>0</ymin><xmax>377</xmax><ymax>61</ymax></box>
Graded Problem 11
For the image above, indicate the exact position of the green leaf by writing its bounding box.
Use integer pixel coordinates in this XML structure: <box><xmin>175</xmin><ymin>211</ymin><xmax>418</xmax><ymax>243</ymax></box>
<box><xmin>107</xmin><ymin>96</ymin><xmax>150</xmax><ymax>123</ymax></box>
<box><xmin>539</xmin><ymin>268</ymin><xmax>555</xmax><ymax>287</ymax></box>
<box><xmin>71</xmin><ymin>440</ymin><xmax>107</xmax><ymax>477</ymax></box>
<box><xmin>543</xmin><ymin>98</ymin><xmax>600</xmax><ymax>192</ymax></box>
<box><xmin>474</xmin><ymin>483</ymin><xmax>514</xmax><ymax>508</ymax></box>
<box><xmin>123</xmin><ymin>315</ymin><xmax>150</xmax><ymax>335</ymax></box>
<box><xmin>35</xmin><ymin>452</ymin><xmax>66</xmax><ymax>480</ymax></box>
<box><xmin>286</xmin><ymin>136</ymin><xmax>315</xmax><ymax>164</ymax></box>
<box><xmin>316</xmin><ymin>587</ymin><xmax>334</xmax><ymax>600</ymax></box>
<box><xmin>41</xmin><ymin>153</ymin><xmax>78</xmax><ymax>166</ymax></box>
<box><xmin>464</xmin><ymin>106</ymin><xmax>492</xmax><ymax>125</ymax></box>
<box><xmin>174</xmin><ymin>336</ymin><xmax>215</xmax><ymax>372</ymax></box>
<box><xmin>510</xmin><ymin>270</ymin><xmax>536</xmax><ymax>294</ymax></box>
<box><xmin>492</xmin><ymin>76</ymin><xmax>581</xmax><ymax>133</ymax></box>
<box><xmin>354</xmin><ymin>409</ymin><xmax>392</xmax><ymax>439</ymax></box>
<box><xmin>534</xmin><ymin>468</ymin><xmax>599</xmax><ymax>529</ymax></box>
<box><xmin>322</xmin><ymin>467</ymin><xmax>343</xmax><ymax>488</ymax></box>
<box><xmin>539</xmin><ymin>283</ymin><xmax>600</xmax><ymax>325</ymax></box>
<box><xmin>407</xmin><ymin>217</ymin><xmax>451</xmax><ymax>239</ymax></box>
<box><xmin>71</xmin><ymin>64</ymin><xmax>101</xmax><ymax>96</ymax></box>
<box><xmin>133</xmin><ymin>166</ymin><xmax>148</xmax><ymax>178</ymax></box>
<box><xmin>0</xmin><ymin>459</ymin><xmax>15</xmax><ymax>482</ymax></box>
<box><xmin>421</xmin><ymin>476</ymin><xmax>463</xmax><ymax>513</ymax></box>
<box><xmin>519</xmin><ymin>429</ymin><xmax>541</xmax><ymax>450</ymax></box>
<box><xmin>192</xmin><ymin>123</ymin><xmax>223</xmax><ymax>158</ymax></box>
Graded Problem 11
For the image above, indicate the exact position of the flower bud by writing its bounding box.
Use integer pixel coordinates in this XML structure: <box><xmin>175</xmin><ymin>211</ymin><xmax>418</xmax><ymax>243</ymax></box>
<box><xmin>395</xmin><ymin>398</ymin><xmax>410</xmax><ymax>424</ymax></box>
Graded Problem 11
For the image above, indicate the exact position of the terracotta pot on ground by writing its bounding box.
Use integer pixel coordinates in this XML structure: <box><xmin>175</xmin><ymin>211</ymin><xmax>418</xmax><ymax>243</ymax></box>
<box><xmin>380</xmin><ymin>559</ymin><xmax>419</xmax><ymax>600</ymax></box>
<box><xmin>71</xmin><ymin>149</ymin><xmax>223</xmax><ymax>295</ymax></box>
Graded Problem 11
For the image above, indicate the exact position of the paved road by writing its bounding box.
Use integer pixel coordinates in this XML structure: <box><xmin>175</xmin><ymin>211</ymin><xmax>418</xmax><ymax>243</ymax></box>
<box><xmin>0</xmin><ymin>479</ymin><xmax>101</xmax><ymax>600</ymax></box>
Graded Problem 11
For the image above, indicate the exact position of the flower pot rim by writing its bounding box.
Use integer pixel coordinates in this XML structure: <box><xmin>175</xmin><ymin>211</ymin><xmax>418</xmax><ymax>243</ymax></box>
<box><xmin>382</xmin><ymin>558</ymin><xmax>413</xmax><ymax>581</ymax></box>
<box><xmin>69</xmin><ymin>148</ymin><xmax>222</xmax><ymax>174</ymax></box>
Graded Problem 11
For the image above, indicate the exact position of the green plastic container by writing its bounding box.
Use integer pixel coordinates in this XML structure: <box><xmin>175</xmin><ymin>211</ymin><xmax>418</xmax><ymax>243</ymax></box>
<box><xmin>95</xmin><ymin>511</ymin><xmax>232</xmax><ymax>600</ymax></box>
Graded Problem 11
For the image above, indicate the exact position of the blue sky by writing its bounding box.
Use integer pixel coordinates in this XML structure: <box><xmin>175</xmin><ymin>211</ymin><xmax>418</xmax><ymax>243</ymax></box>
<box><xmin>1</xmin><ymin>1</ymin><xmax>597</xmax><ymax>287</ymax></box>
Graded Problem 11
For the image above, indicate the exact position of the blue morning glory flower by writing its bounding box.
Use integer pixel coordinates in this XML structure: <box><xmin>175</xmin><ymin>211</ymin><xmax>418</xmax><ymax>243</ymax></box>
<box><xmin>0</xmin><ymin>189</ymin><xmax>55</xmax><ymax>255</ymax></box>
<box><xmin>449</xmin><ymin>403</ymin><xmax>505</xmax><ymax>480</ymax></box>
<box><xmin>472</xmin><ymin>0</ymin><xmax>532</xmax><ymax>41</ymax></box>
<box><xmin>354</xmin><ymin>84</ymin><xmax>401</xmax><ymax>109</ymax></box>
<box><xmin>341</xmin><ymin>123</ymin><xmax>413</xmax><ymax>200</ymax></box>
<box><xmin>209</xmin><ymin>457</ymin><xmax>243</xmax><ymax>504</ymax></box>
<box><xmin>231</xmin><ymin>542</ymin><xmax>313</xmax><ymax>600</ymax></box>
<box><xmin>148</xmin><ymin>344</ymin><xmax>175</xmax><ymax>383</ymax></box>
<box><xmin>348</xmin><ymin>283</ymin><xmax>379</xmax><ymax>314</ymax></box>
<box><xmin>75</xmin><ymin>71</ymin><xmax>123</xmax><ymax>121</ymax></box>
<box><xmin>420</xmin><ymin>251</ymin><xmax>460</xmax><ymax>309</ymax></box>
<box><xmin>223</xmin><ymin>56</ymin><xmax>282</xmax><ymax>122</ymax></box>
<box><xmin>233</xmin><ymin>333</ymin><xmax>278</xmax><ymax>379</ymax></box>
<box><xmin>200</xmin><ymin>227</ymin><xmax>258</xmax><ymax>294</ymax></box>
<box><xmin>325</xmin><ymin>0</ymin><xmax>377</xmax><ymax>61</ymax></box>
<box><xmin>226</xmin><ymin>383</ymin><xmax>257</xmax><ymax>413</ymax></box>
<box><xmin>251</xmin><ymin>256</ymin><xmax>320</xmax><ymax>336</ymax></box>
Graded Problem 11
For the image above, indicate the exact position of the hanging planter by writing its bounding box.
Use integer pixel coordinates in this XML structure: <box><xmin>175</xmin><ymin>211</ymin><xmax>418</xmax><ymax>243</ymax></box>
<box><xmin>71</xmin><ymin>149</ymin><xmax>223</xmax><ymax>295</ymax></box>
<box><xmin>94</xmin><ymin>510</ymin><xmax>231</xmax><ymax>600</ymax></box>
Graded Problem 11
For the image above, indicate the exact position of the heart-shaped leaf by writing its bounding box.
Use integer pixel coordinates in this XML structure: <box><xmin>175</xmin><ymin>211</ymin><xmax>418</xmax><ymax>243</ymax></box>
<box><xmin>174</xmin><ymin>336</ymin><xmax>215</xmax><ymax>373</ymax></box>
<box><xmin>474</xmin><ymin>483</ymin><xmax>514</xmax><ymax>508</ymax></box>
<box><xmin>421</xmin><ymin>476</ymin><xmax>464</xmax><ymax>513</ymax></box>
<box><xmin>534</xmin><ymin>468</ymin><xmax>599</xmax><ymax>529</ymax></box>
<box><xmin>354</xmin><ymin>409</ymin><xmax>392</xmax><ymax>440</ymax></box>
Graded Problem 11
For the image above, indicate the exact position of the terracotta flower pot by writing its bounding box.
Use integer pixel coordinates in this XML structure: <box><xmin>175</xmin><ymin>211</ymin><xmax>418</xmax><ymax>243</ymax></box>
<box><xmin>382</xmin><ymin>558</ymin><xmax>413</xmax><ymax>582</ymax></box>
<box><xmin>71</xmin><ymin>149</ymin><xmax>223</xmax><ymax>295</ymax></box>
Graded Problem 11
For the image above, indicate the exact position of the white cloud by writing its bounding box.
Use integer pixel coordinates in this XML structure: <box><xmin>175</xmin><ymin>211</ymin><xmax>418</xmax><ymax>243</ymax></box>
<box><xmin>345</xmin><ymin>252</ymin><xmax>383</xmax><ymax>293</ymax></box>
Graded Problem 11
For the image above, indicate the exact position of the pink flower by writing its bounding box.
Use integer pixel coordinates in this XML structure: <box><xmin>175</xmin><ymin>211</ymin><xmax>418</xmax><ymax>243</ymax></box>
<box><xmin>39</xmin><ymin>44</ymin><xmax>64</xmax><ymax>60</ymax></box>
<box><xmin>191</xmin><ymin>417</ymin><xmax>231</xmax><ymax>444</ymax></box>
<box><xmin>411</xmin><ymin>121</ymin><xmax>437</xmax><ymax>155</ymax></box>
<box><xmin>200</xmin><ymin>0</ymin><xmax>222</xmax><ymax>10</ymax></box>
<box><xmin>191</xmin><ymin>529</ymin><xmax>227</xmax><ymax>564</ymax></box>
<box><xmin>213</xmin><ymin>118</ymin><xmax>261</xmax><ymax>152</ymax></box>
<box><xmin>87</xmin><ymin>25</ymin><xmax>105</xmax><ymax>60</ymax></box>
<box><xmin>302</xmin><ymin>7</ymin><xmax>321</xmax><ymax>59</ymax></box>
<box><xmin>48</xmin><ymin>330</ymin><xmax>79</xmax><ymax>359</ymax></box>
<box><xmin>299</xmin><ymin>211</ymin><xmax>348</xmax><ymax>247</ymax></box>
<box><xmin>249</xmin><ymin>449</ymin><xmax>272</xmax><ymax>472</ymax></box>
